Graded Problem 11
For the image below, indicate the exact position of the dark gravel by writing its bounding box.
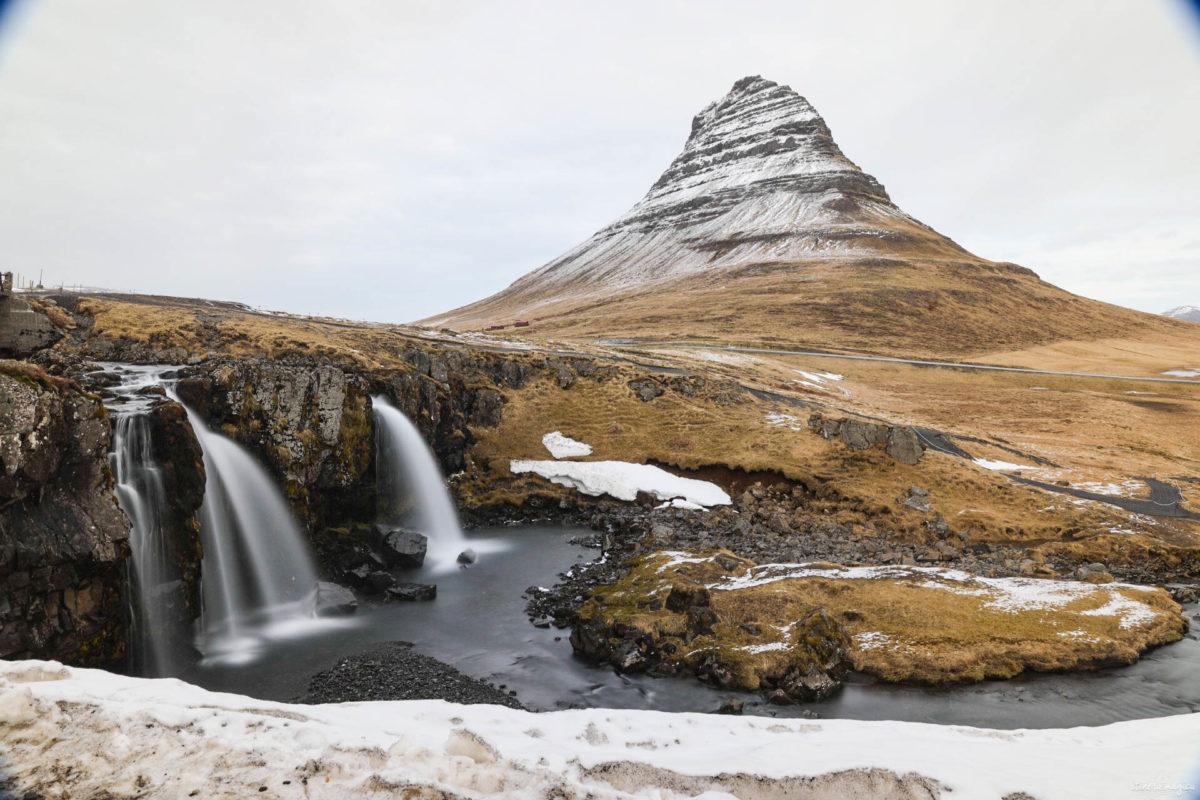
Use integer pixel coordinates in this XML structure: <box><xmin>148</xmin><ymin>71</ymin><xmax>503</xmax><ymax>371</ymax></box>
<box><xmin>295</xmin><ymin>642</ymin><xmax>524</xmax><ymax>709</ymax></box>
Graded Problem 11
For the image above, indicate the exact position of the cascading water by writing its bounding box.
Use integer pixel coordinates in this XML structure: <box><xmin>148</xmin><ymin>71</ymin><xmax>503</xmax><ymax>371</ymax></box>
<box><xmin>184</xmin><ymin>406</ymin><xmax>322</xmax><ymax>664</ymax></box>
<box><xmin>372</xmin><ymin>397</ymin><xmax>471</xmax><ymax>568</ymax></box>
<box><xmin>103</xmin><ymin>364</ymin><xmax>187</xmax><ymax>677</ymax></box>
<box><xmin>102</xmin><ymin>363</ymin><xmax>327</xmax><ymax>671</ymax></box>
<box><xmin>111</xmin><ymin>409</ymin><xmax>175</xmax><ymax>676</ymax></box>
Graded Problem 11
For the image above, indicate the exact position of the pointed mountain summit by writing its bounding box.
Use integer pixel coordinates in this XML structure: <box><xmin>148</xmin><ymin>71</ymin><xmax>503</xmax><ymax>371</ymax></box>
<box><xmin>1163</xmin><ymin>306</ymin><xmax>1200</xmax><ymax>323</ymax></box>
<box><xmin>422</xmin><ymin>77</ymin><xmax>1186</xmax><ymax>357</ymax></box>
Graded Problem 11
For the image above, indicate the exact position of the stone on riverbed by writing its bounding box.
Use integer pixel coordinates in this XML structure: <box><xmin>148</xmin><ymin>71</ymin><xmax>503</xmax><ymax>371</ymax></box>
<box><xmin>373</xmin><ymin>526</ymin><xmax>428</xmax><ymax>569</ymax></box>
<box><xmin>314</xmin><ymin>582</ymin><xmax>358</xmax><ymax>617</ymax></box>
<box><xmin>386</xmin><ymin>582</ymin><xmax>437</xmax><ymax>602</ymax></box>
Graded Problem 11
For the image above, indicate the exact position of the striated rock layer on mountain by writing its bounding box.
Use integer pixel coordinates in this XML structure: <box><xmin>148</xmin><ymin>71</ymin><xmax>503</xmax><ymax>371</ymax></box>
<box><xmin>422</xmin><ymin>76</ymin><xmax>1192</xmax><ymax>357</ymax></box>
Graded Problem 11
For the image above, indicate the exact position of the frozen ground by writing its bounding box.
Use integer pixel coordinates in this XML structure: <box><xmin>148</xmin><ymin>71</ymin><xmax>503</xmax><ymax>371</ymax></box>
<box><xmin>1</xmin><ymin>661</ymin><xmax>1198</xmax><ymax>799</ymax></box>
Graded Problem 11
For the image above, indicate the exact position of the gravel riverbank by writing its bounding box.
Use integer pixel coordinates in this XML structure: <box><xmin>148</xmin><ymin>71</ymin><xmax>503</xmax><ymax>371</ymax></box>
<box><xmin>296</xmin><ymin>642</ymin><xmax>524</xmax><ymax>709</ymax></box>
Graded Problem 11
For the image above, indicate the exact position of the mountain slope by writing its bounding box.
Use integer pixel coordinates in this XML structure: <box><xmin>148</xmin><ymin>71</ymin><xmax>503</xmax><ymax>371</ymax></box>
<box><xmin>421</xmin><ymin>77</ymin><xmax>1194</xmax><ymax>358</ymax></box>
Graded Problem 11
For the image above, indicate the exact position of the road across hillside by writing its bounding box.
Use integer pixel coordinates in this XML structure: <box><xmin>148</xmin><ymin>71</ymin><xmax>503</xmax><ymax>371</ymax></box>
<box><xmin>633</xmin><ymin>343</ymin><xmax>1200</xmax><ymax>385</ymax></box>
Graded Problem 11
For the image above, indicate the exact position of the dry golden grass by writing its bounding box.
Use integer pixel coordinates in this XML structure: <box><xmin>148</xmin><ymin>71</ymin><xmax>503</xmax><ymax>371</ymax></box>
<box><xmin>422</xmin><ymin>255</ymin><xmax>1198</xmax><ymax>360</ymax></box>
<box><xmin>73</xmin><ymin>296</ymin><xmax>413</xmax><ymax>369</ymax></box>
<box><xmin>641</xmin><ymin>345</ymin><xmax>1200</xmax><ymax>523</ymax></box>
<box><xmin>582</xmin><ymin>550</ymin><xmax>1187</xmax><ymax>685</ymax></box>
<box><xmin>464</xmin><ymin>371</ymin><xmax>1195</xmax><ymax>559</ymax></box>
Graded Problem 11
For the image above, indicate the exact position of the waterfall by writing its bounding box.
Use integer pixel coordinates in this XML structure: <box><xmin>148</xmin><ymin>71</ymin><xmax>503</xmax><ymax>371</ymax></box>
<box><xmin>111</xmin><ymin>412</ymin><xmax>176</xmax><ymax>677</ymax></box>
<box><xmin>183</xmin><ymin>406</ymin><xmax>321</xmax><ymax>663</ymax></box>
<box><xmin>372</xmin><ymin>397</ymin><xmax>468</xmax><ymax>568</ymax></box>
<box><xmin>104</xmin><ymin>363</ymin><xmax>331</xmax><ymax>670</ymax></box>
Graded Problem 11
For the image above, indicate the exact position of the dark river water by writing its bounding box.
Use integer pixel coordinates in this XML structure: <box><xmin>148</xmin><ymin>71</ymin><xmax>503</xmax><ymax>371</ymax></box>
<box><xmin>178</xmin><ymin>525</ymin><xmax>1200</xmax><ymax>729</ymax></box>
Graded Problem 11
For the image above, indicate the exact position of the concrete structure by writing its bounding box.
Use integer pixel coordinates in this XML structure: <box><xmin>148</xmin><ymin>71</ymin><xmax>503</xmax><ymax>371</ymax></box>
<box><xmin>0</xmin><ymin>272</ymin><xmax>62</xmax><ymax>357</ymax></box>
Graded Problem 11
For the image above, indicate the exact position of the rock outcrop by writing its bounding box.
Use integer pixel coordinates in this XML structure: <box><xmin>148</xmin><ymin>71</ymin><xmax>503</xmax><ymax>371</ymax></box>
<box><xmin>807</xmin><ymin>412</ymin><xmax>926</xmax><ymax>465</ymax></box>
<box><xmin>0</xmin><ymin>362</ymin><xmax>129</xmax><ymax>665</ymax></box>
<box><xmin>143</xmin><ymin>399</ymin><xmax>206</xmax><ymax>628</ymax></box>
<box><xmin>0</xmin><ymin>293</ymin><xmax>61</xmax><ymax>358</ymax></box>
<box><xmin>175</xmin><ymin>361</ymin><xmax>375</xmax><ymax>530</ymax></box>
<box><xmin>170</xmin><ymin>345</ymin><xmax>547</xmax><ymax>531</ymax></box>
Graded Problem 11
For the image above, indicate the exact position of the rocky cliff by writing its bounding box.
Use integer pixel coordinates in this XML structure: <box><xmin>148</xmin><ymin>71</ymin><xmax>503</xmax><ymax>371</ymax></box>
<box><xmin>143</xmin><ymin>398</ymin><xmax>206</xmax><ymax>632</ymax></box>
<box><xmin>169</xmin><ymin>345</ymin><xmax>521</xmax><ymax>531</ymax></box>
<box><xmin>0</xmin><ymin>362</ymin><xmax>129</xmax><ymax>665</ymax></box>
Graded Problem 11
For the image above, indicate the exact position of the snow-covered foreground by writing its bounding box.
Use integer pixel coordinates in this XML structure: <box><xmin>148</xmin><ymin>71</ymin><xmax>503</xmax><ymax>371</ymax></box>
<box><xmin>2</xmin><ymin>661</ymin><xmax>1199</xmax><ymax>799</ymax></box>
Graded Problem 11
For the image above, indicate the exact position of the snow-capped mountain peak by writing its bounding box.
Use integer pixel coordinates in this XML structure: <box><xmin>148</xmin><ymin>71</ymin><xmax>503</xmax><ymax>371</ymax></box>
<box><xmin>1162</xmin><ymin>305</ymin><xmax>1200</xmax><ymax>323</ymax></box>
<box><xmin>424</xmin><ymin>76</ymin><xmax>968</xmax><ymax>324</ymax></box>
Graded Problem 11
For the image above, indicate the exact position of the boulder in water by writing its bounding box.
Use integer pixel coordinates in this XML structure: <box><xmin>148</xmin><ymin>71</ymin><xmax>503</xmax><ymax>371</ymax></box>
<box><xmin>374</xmin><ymin>526</ymin><xmax>428</xmax><ymax>569</ymax></box>
<box><xmin>386</xmin><ymin>582</ymin><xmax>437</xmax><ymax>602</ymax></box>
<box><xmin>314</xmin><ymin>582</ymin><xmax>358</xmax><ymax>617</ymax></box>
<box><xmin>457</xmin><ymin>548</ymin><xmax>478</xmax><ymax>565</ymax></box>
<box><xmin>362</xmin><ymin>570</ymin><xmax>397</xmax><ymax>594</ymax></box>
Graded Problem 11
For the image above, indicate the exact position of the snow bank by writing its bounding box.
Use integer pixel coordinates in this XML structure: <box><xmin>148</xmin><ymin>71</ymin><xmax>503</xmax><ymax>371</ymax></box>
<box><xmin>973</xmin><ymin>458</ymin><xmax>1037</xmax><ymax>471</ymax></box>
<box><xmin>2</xmin><ymin>661</ymin><xmax>1198</xmax><ymax>800</ymax></box>
<box><xmin>542</xmin><ymin>431</ymin><xmax>593</xmax><ymax>459</ymax></box>
<box><xmin>510</xmin><ymin>460</ymin><xmax>731</xmax><ymax>507</ymax></box>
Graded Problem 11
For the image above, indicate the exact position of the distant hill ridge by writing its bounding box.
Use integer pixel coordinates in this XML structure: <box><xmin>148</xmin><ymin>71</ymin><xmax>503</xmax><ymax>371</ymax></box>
<box><xmin>1163</xmin><ymin>306</ymin><xmax>1200</xmax><ymax>323</ymax></box>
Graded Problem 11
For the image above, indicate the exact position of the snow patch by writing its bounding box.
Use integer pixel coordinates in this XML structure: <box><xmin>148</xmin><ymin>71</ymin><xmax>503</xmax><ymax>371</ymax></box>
<box><xmin>973</xmin><ymin>458</ymin><xmax>1038</xmax><ymax>472</ymax></box>
<box><xmin>1162</xmin><ymin>367</ymin><xmax>1200</xmax><ymax>378</ymax></box>
<box><xmin>655</xmin><ymin>499</ymin><xmax>709</xmax><ymax>512</ymax></box>
<box><xmin>764</xmin><ymin>412</ymin><xmax>806</xmax><ymax>431</ymax></box>
<box><xmin>510</xmin><ymin>460</ymin><xmax>731</xmax><ymax>507</ymax></box>
<box><xmin>788</xmin><ymin>369</ymin><xmax>850</xmax><ymax>396</ymax></box>
<box><xmin>854</xmin><ymin>632</ymin><xmax>893</xmax><ymax>651</ymax></box>
<box><xmin>708</xmin><ymin>562</ymin><xmax>1163</xmax><ymax>629</ymax></box>
<box><xmin>737</xmin><ymin>641</ymin><xmax>790</xmax><ymax>654</ymax></box>
<box><xmin>542</xmin><ymin>431</ymin><xmax>593</xmax><ymax>459</ymax></box>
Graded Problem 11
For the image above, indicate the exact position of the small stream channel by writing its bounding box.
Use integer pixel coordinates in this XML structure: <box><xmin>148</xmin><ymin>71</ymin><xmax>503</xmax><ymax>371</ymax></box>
<box><xmin>181</xmin><ymin>525</ymin><xmax>1200</xmax><ymax>729</ymax></box>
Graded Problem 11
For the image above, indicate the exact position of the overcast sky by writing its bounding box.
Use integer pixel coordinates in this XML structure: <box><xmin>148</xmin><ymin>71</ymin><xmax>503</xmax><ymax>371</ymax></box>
<box><xmin>1</xmin><ymin>1</ymin><xmax>1198</xmax><ymax>322</ymax></box>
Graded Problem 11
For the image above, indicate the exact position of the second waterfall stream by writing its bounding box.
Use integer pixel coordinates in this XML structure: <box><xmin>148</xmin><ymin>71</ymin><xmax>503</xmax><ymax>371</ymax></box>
<box><xmin>371</xmin><ymin>396</ymin><xmax>479</xmax><ymax>570</ymax></box>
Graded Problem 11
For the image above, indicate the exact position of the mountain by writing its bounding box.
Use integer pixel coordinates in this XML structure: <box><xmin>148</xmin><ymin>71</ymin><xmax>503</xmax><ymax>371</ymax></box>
<box><xmin>1163</xmin><ymin>306</ymin><xmax>1200</xmax><ymax>323</ymax></box>
<box><xmin>421</xmin><ymin>77</ymin><xmax>1188</xmax><ymax>357</ymax></box>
